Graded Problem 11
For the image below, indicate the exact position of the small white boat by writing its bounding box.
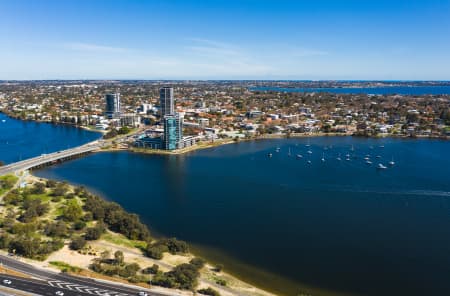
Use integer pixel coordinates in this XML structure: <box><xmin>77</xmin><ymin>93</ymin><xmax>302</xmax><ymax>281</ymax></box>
<box><xmin>364</xmin><ymin>156</ymin><xmax>370</xmax><ymax>161</ymax></box>
<box><xmin>376</xmin><ymin>155</ymin><xmax>381</xmax><ymax>158</ymax></box>
<box><xmin>377</xmin><ymin>163</ymin><xmax>387</xmax><ymax>169</ymax></box>
<box><xmin>379</xmin><ymin>145</ymin><xmax>385</xmax><ymax>148</ymax></box>
<box><xmin>366</xmin><ymin>160</ymin><xmax>372</xmax><ymax>165</ymax></box>
<box><xmin>275</xmin><ymin>147</ymin><xmax>280</xmax><ymax>152</ymax></box>
<box><xmin>288</xmin><ymin>147</ymin><xmax>292</xmax><ymax>157</ymax></box>
<box><xmin>268</xmin><ymin>153</ymin><xmax>273</xmax><ymax>158</ymax></box>
<box><xmin>389</xmin><ymin>157</ymin><xmax>395</xmax><ymax>166</ymax></box>
<box><xmin>1</xmin><ymin>119</ymin><xmax>5</xmax><ymax>123</ymax></box>
<box><xmin>296</xmin><ymin>154</ymin><xmax>303</xmax><ymax>159</ymax></box>
<box><xmin>346</xmin><ymin>157</ymin><xmax>350</xmax><ymax>161</ymax></box>
<box><xmin>307</xmin><ymin>150</ymin><xmax>312</xmax><ymax>154</ymax></box>
<box><xmin>337</xmin><ymin>153</ymin><xmax>342</xmax><ymax>161</ymax></box>
<box><xmin>345</xmin><ymin>153</ymin><xmax>350</xmax><ymax>158</ymax></box>
<box><xmin>321</xmin><ymin>153</ymin><xmax>325</xmax><ymax>162</ymax></box>
<box><xmin>307</xmin><ymin>160</ymin><xmax>312</xmax><ymax>164</ymax></box>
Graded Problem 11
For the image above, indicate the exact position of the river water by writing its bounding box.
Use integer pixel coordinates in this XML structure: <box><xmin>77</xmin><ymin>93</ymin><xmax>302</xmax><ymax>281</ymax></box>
<box><xmin>33</xmin><ymin>137</ymin><xmax>450</xmax><ymax>296</ymax></box>
<box><xmin>0</xmin><ymin>112</ymin><xmax>101</xmax><ymax>164</ymax></box>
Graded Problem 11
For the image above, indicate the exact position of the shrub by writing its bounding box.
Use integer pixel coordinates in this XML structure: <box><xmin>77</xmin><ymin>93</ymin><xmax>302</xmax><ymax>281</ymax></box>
<box><xmin>151</xmin><ymin>263</ymin><xmax>200</xmax><ymax>290</ymax></box>
<box><xmin>142</xmin><ymin>264</ymin><xmax>159</xmax><ymax>274</ymax></box>
<box><xmin>45</xmin><ymin>180</ymin><xmax>57</xmax><ymax>188</ymax></box>
<box><xmin>44</xmin><ymin>221</ymin><xmax>68</xmax><ymax>237</ymax></box>
<box><xmin>52</xmin><ymin>182</ymin><xmax>69</xmax><ymax>196</ymax></box>
<box><xmin>159</xmin><ymin>237</ymin><xmax>189</xmax><ymax>254</ymax></box>
<box><xmin>69</xmin><ymin>236</ymin><xmax>87</xmax><ymax>250</ymax></box>
<box><xmin>198</xmin><ymin>287</ymin><xmax>220</xmax><ymax>296</ymax></box>
<box><xmin>84</xmin><ymin>223</ymin><xmax>106</xmax><ymax>240</ymax></box>
<box><xmin>213</xmin><ymin>264</ymin><xmax>224</xmax><ymax>272</ymax></box>
<box><xmin>145</xmin><ymin>244</ymin><xmax>168</xmax><ymax>260</ymax></box>
<box><xmin>73</xmin><ymin>220</ymin><xmax>86</xmax><ymax>230</ymax></box>
<box><xmin>216</xmin><ymin>279</ymin><xmax>227</xmax><ymax>286</ymax></box>
<box><xmin>190</xmin><ymin>258</ymin><xmax>206</xmax><ymax>270</ymax></box>
<box><xmin>30</xmin><ymin>182</ymin><xmax>46</xmax><ymax>194</ymax></box>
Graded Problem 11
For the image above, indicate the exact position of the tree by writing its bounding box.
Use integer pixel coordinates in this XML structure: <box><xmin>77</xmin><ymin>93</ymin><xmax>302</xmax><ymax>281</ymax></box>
<box><xmin>119</xmin><ymin>263</ymin><xmax>140</xmax><ymax>278</ymax></box>
<box><xmin>9</xmin><ymin>237</ymin><xmax>41</xmax><ymax>258</ymax></box>
<box><xmin>3</xmin><ymin>190</ymin><xmax>23</xmax><ymax>206</ymax></box>
<box><xmin>84</xmin><ymin>223</ymin><xmax>105</xmax><ymax>240</ymax></box>
<box><xmin>159</xmin><ymin>238</ymin><xmax>189</xmax><ymax>254</ymax></box>
<box><xmin>63</xmin><ymin>200</ymin><xmax>83</xmax><ymax>222</ymax></box>
<box><xmin>114</xmin><ymin>250</ymin><xmax>124</xmax><ymax>265</ymax></box>
<box><xmin>146</xmin><ymin>244</ymin><xmax>168</xmax><ymax>260</ymax></box>
<box><xmin>46</xmin><ymin>180</ymin><xmax>57</xmax><ymax>188</ymax></box>
<box><xmin>118</xmin><ymin>126</ymin><xmax>131</xmax><ymax>135</ymax></box>
<box><xmin>190</xmin><ymin>258</ymin><xmax>205</xmax><ymax>270</ymax></box>
<box><xmin>142</xmin><ymin>264</ymin><xmax>159</xmax><ymax>274</ymax></box>
<box><xmin>69</xmin><ymin>236</ymin><xmax>87</xmax><ymax>250</ymax></box>
<box><xmin>44</xmin><ymin>221</ymin><xmax>68</xmax><ymax>237</ymax></box>
<box><xmin>52</xmin><ymin>182</ymin><xmax>69</xmax><ymax>196</ymax></box>
<box><xmin>30</xmin><ymin>182</ymin><xmax>46</xmax><ymax>194</ymax></box>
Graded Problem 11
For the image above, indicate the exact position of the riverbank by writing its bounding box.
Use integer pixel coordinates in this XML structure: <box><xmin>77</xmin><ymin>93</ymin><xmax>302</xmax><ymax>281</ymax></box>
<box><xmin>0</xmin><ymin>173</ymin><xmax>276</xmax><ymax>296</ymax></box>
<box><xmin>108</xmin><ymin>131</ymin><xmax>449</xmax><ymax>157</ymax></box>
<box><xmin>0</xmin><ymin>110</ymin><xmax>106</xmax><ymax>135</ymax></box>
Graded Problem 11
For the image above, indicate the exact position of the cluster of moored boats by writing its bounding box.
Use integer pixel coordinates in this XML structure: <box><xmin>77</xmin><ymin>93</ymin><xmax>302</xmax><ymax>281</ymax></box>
<box><xmin>268</xmin><ymin>143</ymin><xmax>396</xmax><ymax>170</ymax></box>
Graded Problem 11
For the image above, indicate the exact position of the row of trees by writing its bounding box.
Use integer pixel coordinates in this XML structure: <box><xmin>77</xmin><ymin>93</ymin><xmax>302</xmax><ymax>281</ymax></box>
<box><xmin>0</xmin><ymin>234</ymin><xmax>63</xmax><ymax>259</ymax></box>
<box><xmin>145</xmin><ymin>237</ymin><xmax>189</xmax><ymax>260</ymax></box>
<box><xmin>83</xmin><ymin>194</ymin><xmax>150</xmax><ymax>241</ymax></box>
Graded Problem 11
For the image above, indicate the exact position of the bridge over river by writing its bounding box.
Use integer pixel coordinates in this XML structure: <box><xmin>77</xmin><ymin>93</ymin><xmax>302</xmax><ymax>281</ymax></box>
<box><xmin>0</xmin><ymin>140</ymin><xmax>103</xmax><ymax>176</ymax></box>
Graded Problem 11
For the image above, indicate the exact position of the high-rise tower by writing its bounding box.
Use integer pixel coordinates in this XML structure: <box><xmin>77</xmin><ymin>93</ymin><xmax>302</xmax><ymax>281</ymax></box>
<box><xmin>159</xmin><ymin>87</ymin><xmax>174</xmax><ymax>118</ymax></box>
<box><xmin>105</xmin><ymin>93</ymin><xmax>121</xmax><ymax>119</ymax></box>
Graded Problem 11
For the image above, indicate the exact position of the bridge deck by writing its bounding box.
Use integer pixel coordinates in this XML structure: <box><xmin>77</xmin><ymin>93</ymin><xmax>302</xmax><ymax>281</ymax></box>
<box><xmin>0</xmin><ymin>141</ymin><xmax>101</xmax><ymax>176</ymax></box>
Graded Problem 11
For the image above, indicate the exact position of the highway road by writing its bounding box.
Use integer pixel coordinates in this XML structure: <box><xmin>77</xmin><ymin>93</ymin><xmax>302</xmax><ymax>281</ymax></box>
<box><xmin>0</xmin><ymin>141</ymin><xmax>101</xmax><ymax>176</ymax></box>
<box><xmin>0</xmin><ymin>254</ymin><xmax>165</xmax><ymax>296</ymax></box>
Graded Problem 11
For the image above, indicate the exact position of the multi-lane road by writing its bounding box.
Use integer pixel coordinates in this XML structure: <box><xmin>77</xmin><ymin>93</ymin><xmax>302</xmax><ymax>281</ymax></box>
<box><xmin>0</xmin><ymin>254</ymin><xmax>166</xmax><ymax>296</ymax></box>
<box><xmin>0</xmin><ymin>141</ymin><xmax>102</xmax><ymax>176</ymax></box>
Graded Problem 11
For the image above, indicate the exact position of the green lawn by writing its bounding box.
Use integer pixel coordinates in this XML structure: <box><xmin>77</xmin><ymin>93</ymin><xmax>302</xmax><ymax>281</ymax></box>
<box><xmin>101</xmin><ymin>232</ymin><xmax>147</xmax><ymax>250</ymax></box>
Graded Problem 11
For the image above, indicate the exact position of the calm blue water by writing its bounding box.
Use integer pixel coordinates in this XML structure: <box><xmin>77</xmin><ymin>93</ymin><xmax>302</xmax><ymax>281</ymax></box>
<box><xmin>34</xmin><ymin>137</ymin><xmax>450</xmax><ymax>296</ymax></box>
<box><xmin>250</xmin><ymin>86</ymin><xmax>450</xmax><ymax>95</ymax></box>
<box><xmin>0</xmin><ymin>113</ymin><xmax>101</xmax><ymax>164</ymax></box>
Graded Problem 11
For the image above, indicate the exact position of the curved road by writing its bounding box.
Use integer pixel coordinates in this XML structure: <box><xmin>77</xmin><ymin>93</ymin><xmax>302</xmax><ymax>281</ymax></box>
<box><xmin>0</xmin><ymin>254</ymin><xmax>167</xmax><ymax>296</ymax></box>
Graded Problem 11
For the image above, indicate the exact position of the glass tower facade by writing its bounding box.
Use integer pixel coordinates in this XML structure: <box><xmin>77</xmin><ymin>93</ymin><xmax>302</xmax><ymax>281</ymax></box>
<box><xmin>163</xmin><ymin>114</ymin><xmax>182</xmax><ymax>150</ymax></box>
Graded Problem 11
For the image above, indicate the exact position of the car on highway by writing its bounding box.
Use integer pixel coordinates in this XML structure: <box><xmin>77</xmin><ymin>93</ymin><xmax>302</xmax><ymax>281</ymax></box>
<box><xmin>2</xmin><ymin>279</ymin><xmax>12</xmax><ymax>285</ymax></box>
<box><xmin>138</xmin><ymin>292</ymin><xmax>148</xmax><ymax>296</ymax></box>
<box><xmin>55</xmin><ymin>291</ymin><xmax>64</xmax><ymax>296</ymax></box>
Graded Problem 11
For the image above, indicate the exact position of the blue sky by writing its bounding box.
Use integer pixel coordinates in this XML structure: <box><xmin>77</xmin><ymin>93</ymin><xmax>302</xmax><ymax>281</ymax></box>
<box><xmin>0</xmin><ymin>0</ymin><xmax>449</xmax><ymax>80</ymax></box>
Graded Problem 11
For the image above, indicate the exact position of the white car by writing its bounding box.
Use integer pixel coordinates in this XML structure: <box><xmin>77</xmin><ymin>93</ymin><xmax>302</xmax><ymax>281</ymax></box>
<box><xmin>138</xmin><ymin>292</ymin><xmax>148</xmax><ymax>296</ymax></box>
<box><xmin>2</xmin><ymin>279</ymin><xmax>12</xmax><ymax>285</ymax></box>
<box><xmin>55</xmin><ymin>291</ymin><xmax>64</xmax><ymax>296</ymax></box>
